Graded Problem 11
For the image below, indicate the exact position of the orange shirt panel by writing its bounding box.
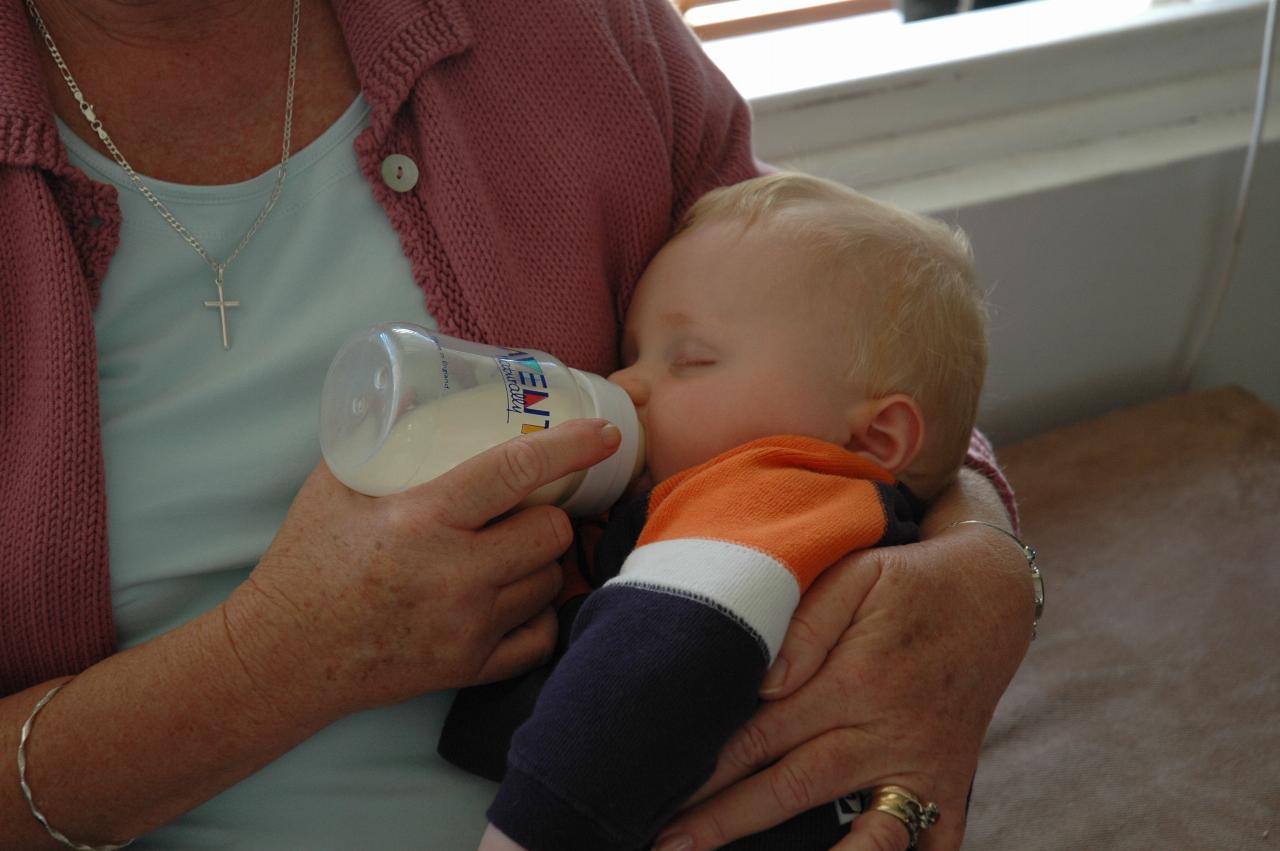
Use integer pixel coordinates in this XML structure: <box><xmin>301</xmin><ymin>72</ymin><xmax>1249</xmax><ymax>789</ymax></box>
<box><xmin>638</xmin><ymin>436</ymin><xmax>895</xmax><ymax>592</ymax></box>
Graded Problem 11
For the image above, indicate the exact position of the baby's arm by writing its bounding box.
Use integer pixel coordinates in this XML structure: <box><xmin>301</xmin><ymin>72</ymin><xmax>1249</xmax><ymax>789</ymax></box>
<box><xmin>478</xmin><ymin>823</ymin><xmax>527</xmax><ymax>851</ymax></box>
<box><xmin>484</xmin><ymin>437</ymin><xmax>916</xmax><ymax>851</ymax></box>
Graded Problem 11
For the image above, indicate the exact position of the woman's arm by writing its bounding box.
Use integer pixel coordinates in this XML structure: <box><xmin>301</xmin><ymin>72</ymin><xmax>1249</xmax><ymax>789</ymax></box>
<box><xmin>654</xmin><ymin>467</ymin><xmax>1034</xmax><ymax>851</ymax></box>
<box><xmin>0</xmin><ymin>605</ymin><xmax>332</xmax><ymax>848</ymax></box>
<box><xmin>0</xmin><ymin>420</ymin><xmax>621</xmax><ymax>849</ymax></box>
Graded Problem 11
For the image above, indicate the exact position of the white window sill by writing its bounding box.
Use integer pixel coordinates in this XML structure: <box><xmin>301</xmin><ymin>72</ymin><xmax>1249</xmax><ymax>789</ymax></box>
<box><xmin>703</xmin><ymin>0</ymin><xmax>1279</xmax><ymax>209</ymax></box>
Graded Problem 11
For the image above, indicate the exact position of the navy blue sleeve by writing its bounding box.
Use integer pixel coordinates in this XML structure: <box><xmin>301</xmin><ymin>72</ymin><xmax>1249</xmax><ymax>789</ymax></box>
<box><xmin>487</xmin><ymin>585</ymin><xmax>767</xmax><ymax>851</ymax></box>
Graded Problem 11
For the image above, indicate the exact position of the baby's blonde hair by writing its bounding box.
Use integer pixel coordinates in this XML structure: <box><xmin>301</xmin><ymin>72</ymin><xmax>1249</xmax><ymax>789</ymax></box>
<box><xmin>678</xmin><ymin>173</ymin><xmax>987</xmax><ymax>498</ymax></box>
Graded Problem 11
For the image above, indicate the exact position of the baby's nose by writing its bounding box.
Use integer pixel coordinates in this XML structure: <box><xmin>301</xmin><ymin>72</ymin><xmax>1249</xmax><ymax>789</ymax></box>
<box><xmin>607</xmin><ymin>367</ymin><xmax>648</xmax><ymax>408</ymax></box>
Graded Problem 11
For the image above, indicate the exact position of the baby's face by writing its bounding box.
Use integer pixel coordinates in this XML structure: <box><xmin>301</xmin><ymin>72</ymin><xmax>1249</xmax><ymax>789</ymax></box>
<box><xmin>610</xmin><ymin>221</ymin><xmax>859</xmax><ymax>485</ymax></box>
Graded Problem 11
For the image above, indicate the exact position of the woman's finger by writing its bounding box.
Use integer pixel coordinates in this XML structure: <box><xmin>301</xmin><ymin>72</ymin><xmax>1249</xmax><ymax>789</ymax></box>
<box><xmin>915</xmin><ymin>781</ymin><xmax>967</xmax><ymax>851</ymax></box>
<box><xmin>666</xmin><ymin>755</ymin><xmax>969</xmax><ymax>851</ymax></box>
<box><xmin>491</xmin><ymin>560</ymin><xmax>563</xmax><ymax>633</ymax></box>
<box><xmin>429</xmin><ymin>419</ymin><xmax>620</xmax><ymax>528</ymax></box>
<box><xmin>837</xmin><ymin>778</ymin><xmax>967</xmax><ymax>851</ymax></box>
<box><xmin>658</xmin><ymin>729</ymin><xmax>900</xmax><ymax>849</ymax></box>
<box><xmin>831</xmin><ymin>811</ymin><xmax>911</xmax><ymax>851</ymax></box>
<box><xmin>474</xmin><ymin>504</ymin><xmax>574</xmax><ymax>584</ymax></box>
<box><xmin>473</xmin><ymin>606</ymin><xmax>559</xmax><ymax>685</ymax></box>
<box><xmin>689</xmin><ymin>640</ymin><xmax>885</xmax><ymax>806</ymax></box>
<box><xmin>759</xmin><ymin>550</ymin><xmax>882</xmax><ymax>699</ymax></box>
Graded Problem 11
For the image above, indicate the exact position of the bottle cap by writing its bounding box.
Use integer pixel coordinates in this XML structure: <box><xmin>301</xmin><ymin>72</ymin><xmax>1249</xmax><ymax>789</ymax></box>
<box><xmin>559</xmin><ymin>369</ymin><xmax>646</xmax><ymax>517</ymax></box>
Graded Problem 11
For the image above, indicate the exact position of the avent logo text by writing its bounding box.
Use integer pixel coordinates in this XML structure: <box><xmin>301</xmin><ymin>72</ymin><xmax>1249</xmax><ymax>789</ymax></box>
<box><xmin>496</xmin><ymin>351</ymin><xmax>554</xmax><ymax>434</ymax></box>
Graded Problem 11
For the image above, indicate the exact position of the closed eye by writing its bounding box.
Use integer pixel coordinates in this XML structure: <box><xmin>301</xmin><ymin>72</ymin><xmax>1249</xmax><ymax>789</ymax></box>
<box><xmin>668</xmin><ymin>339</ymin><xmax>718</xmax><ymax>371</ymax></box>
<box><xmin>670</xmin><ymin>353</ymin><xmax>718</xmax><ymax>373</ymax></box>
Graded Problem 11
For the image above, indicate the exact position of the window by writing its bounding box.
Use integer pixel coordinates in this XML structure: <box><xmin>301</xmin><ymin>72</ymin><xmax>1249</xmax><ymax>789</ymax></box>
<box><xmin>694</xmin><ymin>0</ymin><xmax>1181</xmax><ymax>101</ymax></box>
<box><xmin>693</xmin><ymin>0</ymin><xmax>1271</xmax><ymax>212</ymax></box>
<box><xmin>677</xmin><ymin>0</ymin><xmax>893</xmax><ymax>40</ymax></box>
<box><xmin>677</xmin><ymin>0</ymin><xmax>1031</xmax><ymax>40</ymax></box>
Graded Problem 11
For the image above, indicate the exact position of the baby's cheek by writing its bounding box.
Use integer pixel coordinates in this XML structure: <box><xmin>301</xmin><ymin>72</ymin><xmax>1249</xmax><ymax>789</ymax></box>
<box><xmin>644</xmin><ymin>422</ymin><xmax>689</xmax><ymax>483</ymax></box>
<box><xmin>658</xmin><ymin>431</ymin><xmax>720</xmax><ymax>481</ymax></box>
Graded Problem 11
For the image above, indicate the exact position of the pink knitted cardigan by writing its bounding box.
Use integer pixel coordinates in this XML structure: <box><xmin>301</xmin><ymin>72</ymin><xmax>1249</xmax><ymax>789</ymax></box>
<box><xmin>0</xmin><ymin>0</ymin><xmax>1013</xmax><ymax>696</ymax></box>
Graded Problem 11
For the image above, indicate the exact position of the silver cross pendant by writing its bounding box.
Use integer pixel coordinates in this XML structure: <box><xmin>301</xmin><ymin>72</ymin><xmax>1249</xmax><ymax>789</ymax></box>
<box><xmin>204</xmin><ymin>267</ymin><xmax>241</xmax><ymax>350</ymax></box>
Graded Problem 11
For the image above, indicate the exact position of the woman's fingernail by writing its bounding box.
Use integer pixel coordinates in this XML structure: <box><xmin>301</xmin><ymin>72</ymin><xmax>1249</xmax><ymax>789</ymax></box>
<box><xmin>759</xmin><ymin>656</ymin><xmax>788</xmax><ymax>696</ymax></box>
<box><xmin>600</xmin><ymin>422</ymin><xmax>622</xmax><ymax>448</ymax></box>
<box><xmin>653</xmin><ymin>835</ymin><xmax>693</xmax><ymax>851</ymax></box>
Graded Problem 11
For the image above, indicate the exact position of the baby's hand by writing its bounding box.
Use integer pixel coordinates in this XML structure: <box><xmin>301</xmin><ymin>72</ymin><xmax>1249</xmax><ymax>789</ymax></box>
<box><xmin>477</xmin><ymin>823</ymin><xmax>527</xmax><ymax>851</ymax></box>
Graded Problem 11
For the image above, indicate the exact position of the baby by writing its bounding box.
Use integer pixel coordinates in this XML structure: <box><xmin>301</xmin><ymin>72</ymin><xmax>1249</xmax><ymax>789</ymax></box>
<box><xmin>453</xmin><ymin>172</ymin><xmax>987</xmax><ymax>850</ymax></box>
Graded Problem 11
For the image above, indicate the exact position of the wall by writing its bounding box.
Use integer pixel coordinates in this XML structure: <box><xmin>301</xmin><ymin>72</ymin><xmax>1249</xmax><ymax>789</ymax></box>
<box><xmin>930</xmin><ymin>140</ymin><xmax>1279</xmax><ymax>446</ymax></box>
<box><xmin>1188</xmin><ymin>145</ymin><xmax>1280</xmax><ymax>428</ymax></box>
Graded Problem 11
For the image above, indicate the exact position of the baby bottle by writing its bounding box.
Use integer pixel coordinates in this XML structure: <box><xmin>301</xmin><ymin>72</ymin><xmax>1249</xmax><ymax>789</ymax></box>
<box><xmin>319</xmin><ymin>322</ymin><xmax>645</xmax><ymax>517</ymax></box>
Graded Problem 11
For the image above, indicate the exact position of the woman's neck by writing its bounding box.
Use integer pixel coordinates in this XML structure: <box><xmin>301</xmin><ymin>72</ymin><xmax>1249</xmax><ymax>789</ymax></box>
<box><xmin>34</xmin><ymin>0</ymin><xmax>266</xmax><ymax>46</ymax></box>
<box><xmin>28</xmin><ymin>0</ymin><xmax>361</xmax><ymax>185</ymax></box>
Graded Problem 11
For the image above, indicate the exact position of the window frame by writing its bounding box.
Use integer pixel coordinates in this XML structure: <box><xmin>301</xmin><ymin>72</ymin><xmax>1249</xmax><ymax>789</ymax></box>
<box><xmin>698</xmin><ymin>0</ymin><xmax>1279</xmax><ymax>209</ymax></box>
<box><xmin>680</xmin><ymin>0</ymin><xmax>894</xmax><ymax>40</ymax></box>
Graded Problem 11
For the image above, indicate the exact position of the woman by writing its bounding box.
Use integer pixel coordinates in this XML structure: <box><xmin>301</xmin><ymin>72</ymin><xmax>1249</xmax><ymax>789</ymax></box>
<box><xmin>0</xmin><ymin>0</ymin><xmax>1034</xmax><ymax>848</ymax></box>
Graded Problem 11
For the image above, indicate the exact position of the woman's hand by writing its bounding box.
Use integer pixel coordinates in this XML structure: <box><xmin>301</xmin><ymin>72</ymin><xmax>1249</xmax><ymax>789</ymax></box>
<box><xmin>654</xmin><ymin>469</ymin><xmax>1034</xmax><ymax>851</ymax></box>
<box><xmin>222</xmin><ymin>418</ymin><xmax>623</xmax><ymax>728</ymax></box>
<box><xmin>0</xmin><ymin>419</ymin><xmax>623</xmax><ymax>849</ymax></box>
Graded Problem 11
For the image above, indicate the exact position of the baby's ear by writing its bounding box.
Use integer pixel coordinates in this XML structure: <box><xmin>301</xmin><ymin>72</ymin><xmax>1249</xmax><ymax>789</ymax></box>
<box><xmin>844</xmin><ymin>394</ymin><xmax>925</xmax><ymax>474</ymax></box>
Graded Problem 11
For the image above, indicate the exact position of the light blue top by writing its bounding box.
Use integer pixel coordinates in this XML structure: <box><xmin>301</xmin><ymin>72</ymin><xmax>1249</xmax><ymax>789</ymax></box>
<box><xmin>62</xmin><ymin>96</ymin><xmax>500</xmax><ymax>849</ymax></box>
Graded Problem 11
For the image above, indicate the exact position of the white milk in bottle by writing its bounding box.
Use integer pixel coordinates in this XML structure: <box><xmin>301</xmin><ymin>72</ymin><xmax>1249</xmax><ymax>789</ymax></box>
<box><xmin>320</xmin><ymin>323</ymin><xmax>643</xmax><ymax>516</ymax></box>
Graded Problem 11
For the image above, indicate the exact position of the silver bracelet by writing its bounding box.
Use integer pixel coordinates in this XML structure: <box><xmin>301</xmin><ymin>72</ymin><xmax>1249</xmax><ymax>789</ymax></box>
<box><xmin>18</xmin><ymin>680</ymin><xmax>136</xmax><ymax>851</ymax></box>
<box><xmin>949</xmin><ymin>520</ymin><xmax>1045</xmax><ymax>639</ymax></box>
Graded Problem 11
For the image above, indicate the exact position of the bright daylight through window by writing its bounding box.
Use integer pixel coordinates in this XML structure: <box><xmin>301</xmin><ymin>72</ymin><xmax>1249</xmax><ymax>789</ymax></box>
<box><xmin>678</xmin><ymin>0</ymin><xmax>1029</xmax><ymax>39</ymax></box>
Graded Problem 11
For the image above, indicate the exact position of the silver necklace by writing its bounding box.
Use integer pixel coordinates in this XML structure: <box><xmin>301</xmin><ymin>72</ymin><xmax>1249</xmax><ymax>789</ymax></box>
<box><xmin>26</xmin><ymin>0</ymin><xmax>302</xmax><ymax>350</ymax></box>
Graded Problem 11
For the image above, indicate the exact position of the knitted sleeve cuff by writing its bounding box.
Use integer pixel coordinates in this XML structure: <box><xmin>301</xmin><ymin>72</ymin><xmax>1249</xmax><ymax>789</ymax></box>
<box><xmin>489</xmin><ymin>585</ymin><xmax>767</xmax><ymax>851</ymax></box>
<box><xmin>964</xmin><ymin>428</ymin><xmax>1019</xmax><ymax>532</ymax></box>
<box><xmin>488</xmin><ymin>764</ymin><xmax>636</xmax><ymax>851</ymax></box>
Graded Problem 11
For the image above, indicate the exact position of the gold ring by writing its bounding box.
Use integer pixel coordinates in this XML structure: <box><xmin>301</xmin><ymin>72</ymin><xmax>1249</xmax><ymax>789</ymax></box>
<box><xmin>868</xmin><ymin>784</ymin><xmax>940</xmax><ymax>848</ymax></box>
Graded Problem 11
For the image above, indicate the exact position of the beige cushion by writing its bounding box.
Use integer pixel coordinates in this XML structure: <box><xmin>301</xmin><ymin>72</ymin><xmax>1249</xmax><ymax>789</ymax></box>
<box><xmin>965</xmin><ymin>386</ymin><xmax>1280</xmax><ymax>849</ymax></box>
